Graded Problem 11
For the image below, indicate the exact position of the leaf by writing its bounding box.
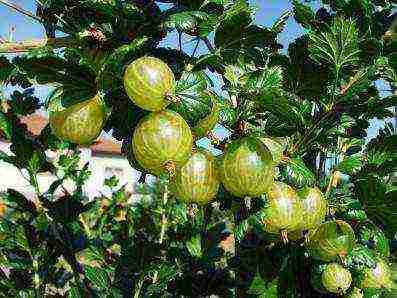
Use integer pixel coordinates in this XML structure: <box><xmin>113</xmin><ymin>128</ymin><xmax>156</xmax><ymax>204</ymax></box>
<box><xmin>336</xmin><ymin>154</ymin><xmax>363</xmax><ymax>175</ymax></box>
<box><xmin>0</xmin><ymin>56</ymin><xmax>14</xmax><ymax>82</ymax></box>
<box><xmin>309</xmin><ymin>18</ymin><xmax>360</xmax><ymax>70</ymax></box>
<box><xmin>255</xmin><ymin>91</ymin><xmax>304</xmax><ymax>132</ymax></box>
<box><xmin>246</xmin><ymin>66</ymin><xmax>284</xmax><ymax>94</ymax></box>
<box><xmin>354</xmin><ymin>175</ymin><xmax>397</xmax><ymax>238</ymax></box>
<box><xmin>186</xmin><ymin>234</ymin><xmax>202</xmax><ymax>258</ymax></box>
<box><xmin>292</xmin><ymin>0</ymin><xmax>316</xmax><ymax>29</ymax></box>
<box><xmin>170</xmin><ymin>70</ymin><xmax>213</xmax><ymax>127</ymax></box>
<box><xmin>346</xmin><ymin>244</ymin><xmax>377</xmax><ymax>271</ymax></box>
<box><xmin>9</xmin><ymin>89</ymin><xmax>40</xmax><ymax>116</ymax></box>
<box><xmin>85</xmin><ymin>266</ymin><xmax>110</xmax><ymax>291</ymax></box>
<box><xmin>0</xmin><ymin>112</ymin><xmax>11</xmax><ymax>140</ymax></box>
<box><xmin>214</xmin><ymin>0</ymin><xmax>276</xmax><ymax>51</ymax></box>
<box><xmin>104</xmin><ymin>176</ymin><xmax>119</xmax><ymax>189</ymax></box>
<box><xmin>284</xmin><ymin>157</ymin><xmax>316</xmax><ymax>188</ymax></box>
<box><xmin>271</xmin><ymin>11</ymin><xmax>291</xmax><ymax>34</ymax></box>
<box><xmin>165</xmin><ymin>11</ymin><xmax>215</xmax><ymax>36</ymax></box>
<box><xmin>248</xmin><ymin>271</ymin><xmax>278</xmax><ymax>297</ymax></box>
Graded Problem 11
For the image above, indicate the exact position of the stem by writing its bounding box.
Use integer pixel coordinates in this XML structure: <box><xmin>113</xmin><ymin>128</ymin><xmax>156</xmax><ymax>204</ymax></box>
<box><xmin>178</xmin><ymin>31</ymin><xmax>182</xmax><ymax>52</ymax></box>
<box><xmin>202</xmin><ymin>37</ymin><xmax>214</xmax><ymax>53</ymax></box>
<box><xmin>134</xmin><ymin>278</ymin><xmax>144</xmax><ymax>298</ymax></box>
<box><xmin>191</xmin><ymin>38</ymin><xmax>200</xmax><ymax>58</ymax></box>
<box><xmin>159</xmin><ymin>183</ymin><xmax>168</xmax><ymax>244</ymax></box>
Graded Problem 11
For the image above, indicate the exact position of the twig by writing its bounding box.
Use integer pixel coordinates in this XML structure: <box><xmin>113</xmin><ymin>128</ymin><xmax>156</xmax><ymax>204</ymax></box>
<box><xmin>0</xmin><ymin>0</ymin><xmax>69</xmax><ymax>34</ymax></box>
<box><xmin>178</xmin><ymin>31</ymin><xmax>182</xmax><ymax>52</ymax></box>
<box><xmin>0</xmin><ymin>36</ymin><xmax>74</xmax><ymax>53</ymax></box>
<box><xmin>159</xmin><ymin>183</ymin><xmax>168</xmax><ymax>244</ymax></box>
<box><xmin>0</xmin><ymin>0</ymin><xmax>41</xmax><ymax>22</ymax></box>
<box><xmin>191</xmin><ymin>38</ymin><xmax>200</xmax><ymax>58</ymax></box>
<box><xmin>202</xmin><ymin>37</ymin><xmax>214</xmax><ymax>53</ymax></box>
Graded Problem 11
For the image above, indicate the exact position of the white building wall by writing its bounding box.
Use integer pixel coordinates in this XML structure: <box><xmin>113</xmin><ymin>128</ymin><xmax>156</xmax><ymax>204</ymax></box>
<box><xmin>0</xmin><ymin>141</ymin><xmax>141</xmax><ymax>199</ymax></box>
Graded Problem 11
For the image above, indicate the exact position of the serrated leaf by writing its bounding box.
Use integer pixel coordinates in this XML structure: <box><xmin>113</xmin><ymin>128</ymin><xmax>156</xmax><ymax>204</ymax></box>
<box><xmin>170</xmin><ymin>70</ymin><xmax>213</xmax><ymax>127</ymax></box>
<box><xmin>246</xmin><ymin>66</ymin><xmax>284</xmax><ymax>94</ymax></box>
<box><xmin>309</xmin><ymin>18</ymin><xmax>360</xmax><ymax>70</ymax></box>
<box><xmin>336</xmin><ymin>154</ymin><xmax>363</xmax><ymax>175</ymax></box>
<box><xmin>215</xmin><ymin>0</ymin><xmax>276</xmax><ymax>50</ymax></box>
<box><xmin>255</xmin><ymin>91</ymin><xmax>304</xmax><ymax>133</ymax></box>
<box><xmin>165</xmin><ymin>11</ymin><xmax>215</xmax><ymax>36</ymax></box>
<box><xmin>0</xmin><ymin>56</ymin><xmax>14</xmax><ymax>82</ymax></box>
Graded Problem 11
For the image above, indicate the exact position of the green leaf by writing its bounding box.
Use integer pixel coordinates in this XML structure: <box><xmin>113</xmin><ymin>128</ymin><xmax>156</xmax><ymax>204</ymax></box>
<box><xmin>255</xmin><ymin>91</ymin><xmax>304</xmax><ymax>132</ymax></box>
<box><xmin>170</xmin><ymin>70</ymin><xmax>213</xmax><ymax>127</ymax></box>
<box><xmin>336</xmin><ymin>154</ymin><xmax>363</xmax><ymax>175</ymax></box>
<box><xmin>292</xmin><ymin>0</ymin><xmax>316</xmax><ymax>29</ymax></box>
<box><xmin>246</xmin><ymin>66</ymin><xmax>284</xmax><ymax>94</ymax></box>
<box><xmin>248</xmin><ymin>272</ymin><xmax>278</xmax><ymax>297</ymax></box>
<box><xmin>309</xmin><ymin>18</ymin><xmax>360</xmax><ymax>70</ymax></box>
<box><xmin>104</xmin><ymin>176</ymin><xmax>119</xmax><ymax>189</ymax></box>
<box><xmin>215</xmin><ymin>0</ymin><xmax>253</xmax><ymax>49</ymax></box>
<box><xmin>165</xmin><ymin>11</ymin><xmax>215</xmax><ymax>36</ymax></box>
<box><xmin>271</xmin><ymin>11</ymin><xmax>291</xmax><ymax>34</ymax></box>
<box><xmin>0</xmin><ymin>112</ymin><xmax>11</xmax><ymax>140</ymax></box>
<box><xmin>284</xmin><ymin>157</ymin><xmax>316</xmax><ymax>188</ymax></box>
<box><xmin>215</xmin><ymin>0</ymin><xmax>276</xmax><ymax>51</ymax></box>
<box><xmin>357</xmin><ymin>222</ymin><xmax>390</xmax><ymax>258</ymax></box>
<box><xmin>346</xmin><ymin>244</ymin><xmax>377</xmax><ymax>271</ymax></box>
<box><xmin>186</xmin><ymin>234</ymin><xmax>202</xmax><ymax>258</ymax></box>
<box><xmin>85</xmin><ymin>266</ymin><xmax>110</xmax><ymax>291</ymax></box>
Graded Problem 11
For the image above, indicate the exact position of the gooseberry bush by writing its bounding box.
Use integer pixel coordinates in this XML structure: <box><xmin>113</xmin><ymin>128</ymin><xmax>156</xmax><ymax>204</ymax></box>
<box><xmin>0</xmin><ymin>0</ymin><xmax>396</xmax><ymax>297</ymax></box>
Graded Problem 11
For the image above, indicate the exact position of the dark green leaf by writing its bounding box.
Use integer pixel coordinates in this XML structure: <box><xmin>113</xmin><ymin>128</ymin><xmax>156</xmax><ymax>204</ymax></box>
<box><xmin>0</xmin><ymin>56</ymin><xmax>14</xmax><ymax>82</ymax></box>
<box><xmin>309</xmin><ymin>18</ymin><xmax>360</xmax><ymax>70</ymax></box>
<box><xmin>346</xmin><ymin>244</ymin><xmax>377</xmax><ymax>271</ymax></box>
<box><xmin>246</xmin><ymin>66</ymin><xmax>284</xmax><ymax>94</ymax></box>
<box><xmin>170</xmin><ymin>70</ymin><xmax>213</xmax><ymax>127</ymax></box>
<box><xmin>292</xmin><ymin>0</ymin><xmax>316</xmax><ymax>29</ymax></box>
<box><xmin>336</xmin><ymin>154</ymin><xmax>363</xmax><ymax>175</ymax></box>
<box><xmin>255</xmin><ymin>91</ymin><xmax>304</xmax><ymax>133</ymax></box>
<box><xmin>165</xmin><ymin>11</ymin><xmax>215</xmax><ymax>36</ymax></box>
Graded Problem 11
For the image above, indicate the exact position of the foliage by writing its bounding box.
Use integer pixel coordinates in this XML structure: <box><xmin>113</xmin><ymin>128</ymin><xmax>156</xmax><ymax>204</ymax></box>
<box><xmin>0</xmin><ymin>0</ymin><xmax>395</xmax><ymax>297</ymax></box>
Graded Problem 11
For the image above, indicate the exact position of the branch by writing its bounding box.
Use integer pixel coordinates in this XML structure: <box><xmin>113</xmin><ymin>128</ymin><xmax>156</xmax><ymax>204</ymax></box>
<box><xmin>0</xmin><ymin>36</ymin><xmax>74</xmax><ymax>53</ymax></box>
<box><xmin>0</xmin><ymin>0</ymin><xmax>69</xmax><ymax>35</ymax></box>
<box><xmin>202</xmin><ymin>37</ymin><xmax>214</xmax><ymax>53</ymax></box>
<box><xmin>0</xmin><ymin>0</ymin><xmax>41</xmax><ymax>22</ymax></box>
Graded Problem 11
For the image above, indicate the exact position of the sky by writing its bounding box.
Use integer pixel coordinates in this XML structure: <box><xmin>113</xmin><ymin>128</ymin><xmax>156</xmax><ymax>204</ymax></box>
<box><xmin>0</xmin><ymin>0</ymin><xmax>392</xmax><ymax>141</ymax></box>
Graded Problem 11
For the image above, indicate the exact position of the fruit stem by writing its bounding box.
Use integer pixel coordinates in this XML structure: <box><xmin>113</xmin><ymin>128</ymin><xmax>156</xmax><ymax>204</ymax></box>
<box><xmin>159</xmin><ymin>183</ymin><xmax>168</xmax><ymax>244</ymax></box>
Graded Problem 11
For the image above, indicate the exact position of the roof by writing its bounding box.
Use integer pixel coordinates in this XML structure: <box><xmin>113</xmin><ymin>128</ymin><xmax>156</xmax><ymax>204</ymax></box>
<box><xmin>17</xmin><ymin>113</ymin><xmax>123</xmax><ymax>155</ymax></box>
